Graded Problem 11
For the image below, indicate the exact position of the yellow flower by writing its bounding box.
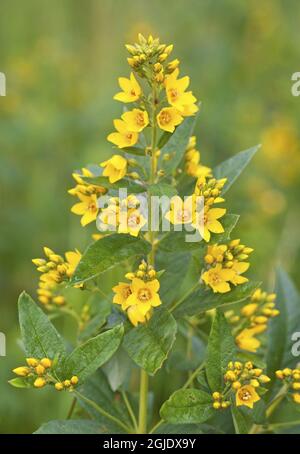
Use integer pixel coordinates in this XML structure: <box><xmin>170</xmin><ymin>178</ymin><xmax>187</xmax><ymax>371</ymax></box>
<box><xmin>65</xmin><ymin>250</ymin><xmax>82</xmax><ymax>277</ymax></box>
<box><xmin>127</xmin><ymin>305</ymin><xmax>152</xmax><ymax>327</ymax></box>
<box><xmin>121</xmin><ymin>109</ymin><xmax>149</xmax><ymax>132</ymax></box>
<box><xmin>123</xmin><ymin>278</ymin><xmax>161</xmax><ymax>314</ymax></box>
<box><xmin>164</xmin><ymin>69</ymin><xmax>197</xmax><ymax>113</ymax></box>
<box><xmin>34</xmin><ymin>377</ymin><xmax>47</xmax><ymax>388</ymax></box>
<box><xmin>71</xmin><ymin>193</ymin><xmax>98</xmax><ymax>226</ymax></box>
<box><xmin>112</xmin><ymin>282</ymin><xmax>132</xmax><ymax>309</ymax></box>
<box><xmin>13</xmin><ymin>366</ymin><xmax>30</xmax><ymax>377</ymax></box>
<box><xmin>165</xmin><ymin>195</ymin><xmax>195</xmax><ymax>225</ymax></box>
<box><xmin>202</xmin><ymin>264</ymin><xmax>235</xmax><ymax>293</ymax></box>
<box><xmin>235</xmin><ymin>324</ymin><xmax>267</xmax><ymax>352</ymax></box>
<box><xmin>99</xmin><ymin>204</ymin><xmax>119</xmax><ymax>230</ymax></box>
<box><xmin>241</xmin><ymin>303</ymin><xmax>259</xmax><ymax>317</ymax></box>
<box><xmin>293</xmin><ymin>393</ymin><xmax>300</xmax><ymax>404</ymax></box>
<box><xmin>100</xmin><ymin>155</ymin><xmax>127</xmax><ymax>183</ymax></box>
<box><xmin>113</xmin><ymin>73</ymin><xmax>141</xmax><ymax>103</ymax></box>
<box><xmin>107</xmin><ymin>119</ymin><xmax>138</xmax><ymax>149</ymax></box>
<box><xmin>118</xmin><ymin>208</ymin><xmax>147</xmax><ymax>237</ymax></box>
<box><xmin>193</xmin><ymin>207</ymin><xmax>226</xmax><ymax>242</ymax></box>
<box><xmin>236</xmin><ymin>385</ymin><xmax>260</xmax><ymax>409</ymax></box>
<box><xmin>230</xmin><ymin>262</ymin><xmax>249</xmax><ymax>285</ymax></box>
<box><xmin>156</xmin><ymin>107</ymin><xmax>183</xmax><ymax>132</ymax></box>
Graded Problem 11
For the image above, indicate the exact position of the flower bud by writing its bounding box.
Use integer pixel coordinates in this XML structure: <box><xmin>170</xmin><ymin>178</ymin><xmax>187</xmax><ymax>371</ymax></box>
<box><xmin>55</xmin><ymin>382</ymin><xmax>64</xmax><ymax>391</ymax></box>
<box><xmin>26</xmin><ymin>358</ymin><xmax>38</xmax><ymax>367</ymax></box>
<box><xmin>40</xmin><ymin>358</ymin><xmax>52</xmax><ymax>369</ymax></box>
<box><xmin>13</xmin><ymin>367</ymin><xmax>30</xmax><ymax>377</ymax></box>
<box><xmin>34</xmin><ymin>377</ymin><xmax>46</xmax><ymax>388</ymax></box>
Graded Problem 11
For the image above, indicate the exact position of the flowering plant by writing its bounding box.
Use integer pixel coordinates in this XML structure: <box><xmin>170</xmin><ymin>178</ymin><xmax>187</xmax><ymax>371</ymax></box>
<box><xmin>10</xmin><ymin>34</ymin><xmax>300</xmax><ymax>435</ymax></box>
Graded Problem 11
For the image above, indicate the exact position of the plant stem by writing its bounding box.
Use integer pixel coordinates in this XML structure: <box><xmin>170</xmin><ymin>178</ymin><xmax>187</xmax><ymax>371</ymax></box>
<box><xmin>138</xmin><ymin>369</ymin><xmax>149</xmax><ymax>434</ymax></box>
<box><xmin>67</xmin><ymin>397</ymin><xmax>77</xmax><ymax>419</ymax></box>
<box><xmin>182</xmin><ymin>362</ymin><xmax>205</xmax><ymax>389</ymax></box>
<box><xmin>73</xmin><ymin>391</ymin><xmax>132</xmax><ymax>433</ymax></box>
<box><xmin>170</xmin><ymin>281</ymin><xmax>200</xmax><ymax>313</ymax></box>
<box><xmin>122</xmin><ymin>390</ymin><xmax>138</xmax><ymax>432</ymax></box>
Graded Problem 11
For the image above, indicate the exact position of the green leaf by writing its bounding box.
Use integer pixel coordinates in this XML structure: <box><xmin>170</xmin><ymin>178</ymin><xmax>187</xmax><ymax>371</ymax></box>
<box><xmin>77</xmin><ymin>370</ymin><xmax>126</xmax><ymax>432</ymax></box>
<box><xmin>123</xmin><ymin>308</ymin><xmax>177</xmax><ymax>375</ymax></box>
<box><xmin>157</xmin><ymin>131</ymin><xmax>172</xmax><ymax>149</ymax></box>
<box><xmin>231</xmin><ymin>405</ymin><xmax>252</xmax><ymax>434</ymax></box>
<box><xmin>206</xmin><ymin>311</ymin><xmax>236</xmax><ymax>391</ymax></box>
<box><xmin>78</xmin><ymin>294</ymin><xmax>112</xmax><ymax>343</ymax></box>
<box><xmin>213</xmin><ymin>145</ymin><xmax>260</xmax><ymax>194</ymax></box>
<box><xmin>154</xmin><ymin>423</ymin><xmax>203</xmax><ymax>434</ymax></box>
<box><xmin>63</xmin><ymin>324</ymin><xmax>124</xmax><ymax>381</ymax></box>
<box><xmin>70</xmin><ymin>234</ymin><xmax>151</xmax><ymax>285</ymax></box>
<box><xmin>147</xmin><ymin>183</ymin><xmax>178</xmax><ymax>197</ymax></box>
<box><xmin>124</xmin><ymin>146</ymin><xmax>146</xmax><ymax>156</ymax></box>
<box><xmin>158</xmin><ymin>214</ymin><xmax>239</xmax><ymax>253</ymax></box>
<box><xmin>267</xmin><ymin>267</ymin><xmax>300</xmax><ymax>383</ymax></box>
<box><xmin>160</xmin><ymin>388</ymin><xmax>214</xmax><ymax>424</ymax></box>
<box><xmin>102</xmin><ymin>347</ymin><xmax>132</xmax><ymax>391</ymax></box>
<box><xmin>159</xmin><ymin>109</ymin><xmax>200</xmax><ymax>175</ymax></box>
<box><xmin>84</xmin><ymin>175</ymin><xmax>146</xmax><ymax>193</ymax></box>
<box><xmin>18</xmin><ymin>292</ymin><xmax>65</xmax><ymax>359</ymax></box>
<box><xmin>34</xmin><ymin>420</ymin><xmax>107</xmax><ymax>434</ymax></box>
<box><xmin>8</xmin><ymin>378</ymin><xmax>31</xmax><ymax>389</ymax></box>
<box><xmin>173</xmin><ymin>281</ymin><xmax>261</xmax><ymax>318</ymax></box>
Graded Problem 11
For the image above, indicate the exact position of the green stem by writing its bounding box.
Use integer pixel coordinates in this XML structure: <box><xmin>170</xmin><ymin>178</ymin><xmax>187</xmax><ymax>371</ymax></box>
<box><xmin>122</xmin><ymin>390</ymin><xmax>138</xmax><ymax>432</ymax></box>
<box><xmin>182</xmin><ymin>362</ymin><xmax>205</xmax><ymax>390</ymax></box>
<box><xmin>138</xmin><ymin>369</ymin><xmax>149</xmax><ymax>434</ymax></box>
<box><xmin>73</xmin><ymin>391</ymin><xmax>132</xmax><ymax>433</ymax></box>
<box><xmin>67</xmin><ymin>397</ymin><xmax>77</xmax><ymax>419</ymax></box>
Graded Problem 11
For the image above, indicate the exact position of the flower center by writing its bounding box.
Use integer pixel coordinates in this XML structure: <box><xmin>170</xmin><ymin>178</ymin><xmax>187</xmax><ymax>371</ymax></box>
<box><xmin>126</xmin><ymin>133</ymin><xmax>133</xmax><ymax>140</ymax></box>
<box><xmin>239</xmin><ymin>389</ymin><xmax>251</xmax><ymax>401</ymax></box>
<box><xmin>130</xmin><ymin>89</ymin><xmax>136</xmax><ymax>96</ymax></box>
<box><xmin>136</xmin><ymin>113</ymin><xmax>145</xmax><ymax>126</ymax></box>
<box><xmin>210</xmin><ymin>272</ymin><xmax>221</xmax><ymax>284</ymax></box>
<box><xmin>169</xmin><ymin>88</ymin><xmax>179</xmax><ymax>102</ymax></box>
<box><xmin>159</xmin><ymin>111</ymin><xmax>171</xmax><ymax>125</ymax></box>
<box><xmin>122</xmin><ymin>286</ymin><xmax>132</xmax><ymax>299</ymax></box>
<box><xmin>128</xmin><ymin>214</ymin><xmax>140</xmax><ymax>227</ymax></box>
<box><xmin>138</xmin><ymin>288</ymin><xmax>151</xmax><ymax>301</ymax></box>
<box><xmin>177</xmin><ymin>208</ymin><xmax>191</xmax><ymax>222</ymax></box>
<box><xmin>88</xmin><ymin>202</ymin><xmax>97</xmax><ymax>212</ymax></box>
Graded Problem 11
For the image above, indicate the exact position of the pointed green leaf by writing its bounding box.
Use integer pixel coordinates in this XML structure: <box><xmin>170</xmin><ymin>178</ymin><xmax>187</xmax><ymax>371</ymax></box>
<box><xmin>160</xmin><ymin>389</ymin><xmax>214</xmax><ymax>424</ymax></box>
<box><xmin>8</xmin><ymin>378</ymin><xmax>31</xmax><ymax>389</ymax></box>
<box><xmin>173</xmin><ymin>281</ymin><xmax>261</xmax><ymax>318</ymax></box>
<box><xmin>63</xmin><ymin>324</ymin><xmax>124</xmax><ymax>381</ymax></box>
<box><xmin>147</xmin><ymin>183</ymin><xmax>178</xmax><ymax>197</ymax></box>
<box><xmin>123</xmin><ymin>308</ymin><xmax>177</xmax><ymax>375</ymax></box>
<box><xmin>84</xmin><ymin>175</ymin><xmax>146</xmax><ymax>193</ymax></box>
<box><xmin>206</xmin><ymin>311</ymin><xmax>236</xmax><ymax>391</ymax></box>
<box><xmin>214</xmin><ymin>145</ymin><xmax>260</xmax><ymax>194</ymax></box>
<box><xmin>267</xmin><ymin>267</ymin><xmax>300</xmax><ymax>383</ymax></box>
<box><xmin>18</xmin><ymin>292</ymin><xmax>65</xmax><ymax>359</ymax></box>
<box><xmin>70</xmin><ymin>234</ymin><xmax>151</xmax><ymax>285</ymax></box>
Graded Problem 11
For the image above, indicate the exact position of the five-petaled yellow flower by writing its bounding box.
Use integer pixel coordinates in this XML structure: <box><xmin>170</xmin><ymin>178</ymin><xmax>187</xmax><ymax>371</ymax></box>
<box><xmin>123</xmin><ymin>278</ymin><xmax>161</xmax><ymax>314</ymax></box>
<box><xmin>112</xmin><ymin>282</ymin><xmax>132</xmax><ymax>308</ymax></box>
<box><xmin>118</xmin><ymin>209</ymin><xmax>147</xmax><ymax>237</ymax></box>
<box><xmin>235</xmin><ymin>324</ymin><xmax>267</xmax><ymax>352</ymax></box>
<box><xmin>157</xmin><ymin>107</ymin><xmax>183</xmax><ymax>132</ymax></box>
<box><xmin>165</xmin><ymin>195</ymin><xmax>194</xmax><ymax>225</ymax></box>
<box><xmin>71</xmin><ymin>193</ymin><xmax>98</xmax><ymax>226</ymax></box>
<box><xmin>236</xmin><ymin>385</ymin><xmax>260</xmax><ymax>409</ymax></box>
<box><xmin>193</xmin><ymin>207</ymin><xmax>226</xmax><ymax>242</ymax></box>
<box><xmin>122</xmin><ymin>109</ymin><xmax>149</xmax><ymax>132</ymax></box>
<box><xmin>114</xmin><ymin>73</ymin><xmax>141</xmax><ymax>103</ymax></box>
<box><xmin>202</xmin><ymin>264</ymin><xmax>235</xmax><ymax>293</ymax></box>
<box><xmin>164</xmin><ymin>69</ymin><xmax>198</xmax><ymax>114</ymax></box>
<box><xmin>107</xmin><ymin>119</ymin><xmax>138</xmax><ymax>148</ymax></box>
<box><xmin>100</xmin><ymin>155</ymin><xmax>127</xmax><ymax>183</ymax></box>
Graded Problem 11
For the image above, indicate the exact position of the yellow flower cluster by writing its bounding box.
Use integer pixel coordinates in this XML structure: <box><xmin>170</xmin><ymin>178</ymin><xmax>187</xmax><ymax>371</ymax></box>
<box><xmin>112</xmin><ymin>261</ymin><xmax>161</xmax><ymax>326</ymax></box>
<box><xmin>108</xmin><ymin>34</ymin><xmax>198</xmax><ymax>149</ymax></box>
<box><xmin>69</xmin><ymin>168</ymin><xmax>107</xmax><ymax>227</ymax></box>
<box><xmin>32</xmin><ymin>247</ymin><xmax>81</xmax><ymax>309</ymax></box>
<box><xmin>184</xmin><ymin>136</ymin><xmax>212</xmax><ymax>178</ymax></box>
<box><xmin>202</xmin><ymin>239</ymin><xmax>253</xmax><ymax>293</ymax></box>
<box><xmin>276</xmin><ymin>367</ymin><xmax>300</xmax><ymax>404</ymax></box>
<box><xmin>13</xmin><ymin>357</ymin><xmax>53</xmax><ymax>388</ymax></box>
<box><xmin>233</xmin><ymin>289</ymin><xmax>280</xmax><ymax>353</ymax></box>
<box><xmin>12</xmin><ymin>357</ymin><xmax>79</xmax><ymax>391</ymax></box>
<box><xmin>100</xmin><ymin>194</ymin><xmax>146</xmax><ymax>237</ymax></box>
<box><xmin>165</xmin><ymin>175</ymin><xmax>227</xmax><ymax>242</ymax></box>
<box><xmin>211</xmin><ymin>391</ymin><xmax>230</xmax><ymax>410</ymax></box>
<box><xmin>224</xmin><ymin>361</ymin><xmax>270</xmax><ymax>409</ymax></box>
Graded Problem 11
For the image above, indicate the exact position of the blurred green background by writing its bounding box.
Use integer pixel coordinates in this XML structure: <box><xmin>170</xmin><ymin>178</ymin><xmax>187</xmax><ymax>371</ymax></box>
<box><xmin>1</xmin><ymin>0</ymin><xmax>300</xmax><ymax>433</ymax></box>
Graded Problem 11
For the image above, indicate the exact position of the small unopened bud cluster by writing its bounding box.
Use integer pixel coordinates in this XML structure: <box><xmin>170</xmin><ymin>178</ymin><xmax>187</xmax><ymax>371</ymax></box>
<box><xmin>211</xmin><ymin>391</ymin><xmax>230</xmax><ymax>410</ymax></box>
<box><xmin>194</xmin><ymin>176</ymin><xmax>227</xmax><ymax>208</ymax></box>
<box><xmin>54</xmin><ymin>376</ymin><xmax>79</xmax><ymax>392</ymax></box>
<box><xmin>125</xmin><ymin>260</ymin><xmax>157</xmax><ymax>282</ymax></box>
<box><xmin>241</xmin><ymin>288</ymin><xmax>279</xmax><ymax>325</ymax></box>
<box><xmin>125</xmin><ymin>33</ymin><xmax>175</xmax><ymax>83</ymax></box>
<box><xmin>69</xmin><ymin>167</ymin><xmax>107</xmax><ymax>200</ymax></box>
<box><xmin>275</xmin><ymin>367</ymin><xmax>300</xmax><ymax>404</ymax></box>
<box><xmin>224</xmin><ymin>361</ymin><xmax>270</xmax><ymax>390</ymax></box>
<box><xmin>33</xmin><ymin>247</ymin><xmax>71</xmax><ymax>284</ymax></box>
<box><xmin>205</xmin><ymin>239</ymin><xmax>253</xmax><ymax>270</ymax></box>
<box><xmin>13</xmin><ymin>357</ymin><xmax>53</xmax><ymax>389</ymax></box>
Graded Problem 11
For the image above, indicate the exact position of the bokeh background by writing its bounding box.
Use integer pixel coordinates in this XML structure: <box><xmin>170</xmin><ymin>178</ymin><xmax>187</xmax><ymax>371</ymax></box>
<box><xmin>1</xmin><ymin>0</ymin><xmax>300</xmax><ymax>433</ymax></box>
